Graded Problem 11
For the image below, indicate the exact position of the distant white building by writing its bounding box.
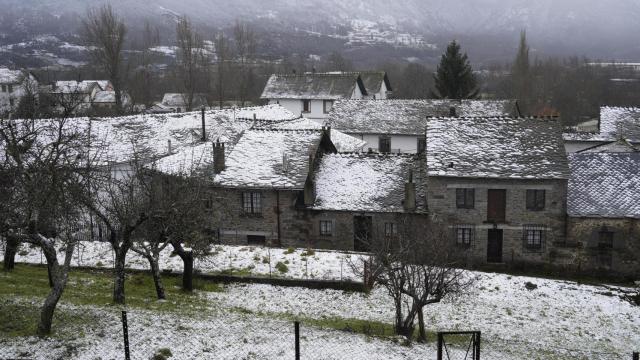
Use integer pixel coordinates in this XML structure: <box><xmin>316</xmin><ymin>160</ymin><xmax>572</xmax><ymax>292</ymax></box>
<box><xmin>260</xmin><ymin>73</ymin><xmax>368</xmax><ymax>122</ymax></box>
<box><xmin>0</xmin><ymin>67</ymin><xmax>38</xmax><ymax>115</ymax></box>
<box><xmin>49</xmin><ymin>80</ymin><xmax>113</xmax><ymax>115</ymax></box>
<box><xmin>563</xmin><ymin>106</ymin><xmax>640</xmax><ymax>153</ymax></box>
<box><xmin>148</xmin><ymin>93</ymin><xmax>209</xmax><ymax>113</ymax></box>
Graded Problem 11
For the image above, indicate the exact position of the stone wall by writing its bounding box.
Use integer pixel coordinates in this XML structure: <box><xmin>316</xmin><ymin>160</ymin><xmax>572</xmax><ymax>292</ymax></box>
<box><xmin>426</xmin><ymin>177</ymin><xmax>568</xmax><ymax>265</ymax></box>
<box><xmin>566</xmin><ymin>217</ymin><xmax>640</xmax><ymax>276</ymax></box>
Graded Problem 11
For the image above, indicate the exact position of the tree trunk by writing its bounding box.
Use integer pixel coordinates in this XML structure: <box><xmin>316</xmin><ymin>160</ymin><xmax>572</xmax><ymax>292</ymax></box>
<box><xmin>113</xmin><ymin>246</ymin><xmax>128</xmax><ymax>304</ymax></box>
<box><xmin>38</xmin><ymin>267</ymin><xmax>69</xmax><ymax>336</ymax></box>
<box><xmin>3</xmin><ymin>236</ymin><xmax>18</xmax><ymax>271</ymax></box>
<box><xmin>147</xmin><ymin>255</ymin><xmax>166</xmax><ymax>300</ymax></box>
<box><xmin>47</xmin><ymin>263</ymin><xmax>54</xmax><ymax>288</ymax></box>
<box><xmin>172</xmin><ymin>242</ymin><xmax>194</xmax><ymax>292</ymax></box>
<box><xmin>417</xmin><ymin>306</ymin><xmax>427</xmax><ymax>343</ymax></box>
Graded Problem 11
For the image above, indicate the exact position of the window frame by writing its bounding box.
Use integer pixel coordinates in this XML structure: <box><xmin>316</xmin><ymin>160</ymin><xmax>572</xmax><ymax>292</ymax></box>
<box><xmin>598</xmin><ymin>230</ymin><xmax>614</xmax><ymax>249</ymax></box>
<box><xmin>319</xmin><ymin>220</ymin><xmax>333</xmax><ymax>237</ymax></box>
<box><xmin>455</xmin><ymin>188</ymin><xmax>475</xmax><ymax>209</ymax></box>
<box><xmin>1</xmin><ymin>84</ymin><xmax>6</xmax><ymax>92</ymax></box>
<box><xmin>323</xmin><ymin>100</ymin><xmax>334</xmax><ymax>114</ymax></box>
<box><xmin>526</xmin><ymin>189</ymin><xmax>546</xmax><ymax>211</ymax></box>
<box><xmin>417</xmin><ymin>137</ymin><xmax>426</xmax><ymax>153</ymax></box>
<box><xmin>454</xmin><ymin>225</ymin><xmax>474</xmax><ymax>248</ymax></box>
<box><xmin>523</xmin><ymin>224</ymin><xmax>546</xmax><ymax>252</ymax></box>
<box><xmin>302</xmin><ymin>99</ymin><xmax>311</xmax><ymax>113</ymax></box>
<box><xmin>379</xmin><ymin>136</ymin><xmax>391</xmax><ymax>153</ymax></box>
<box><xmin>8</xmin><ymin>84</ymin><xmax>13</xmax><ymax>93</ymax></box>
<box><xmin>242</xmin><ymin>192</ymin><xmax>262</xmax><ymax>215</ymax></box>
<box><xmin>384</xmin><ymin>222</ymin><xmax>397</xmax><ymax>238</ymax></box>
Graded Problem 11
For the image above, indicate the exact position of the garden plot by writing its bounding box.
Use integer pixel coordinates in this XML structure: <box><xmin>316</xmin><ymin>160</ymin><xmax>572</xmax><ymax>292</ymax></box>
<box><xmin>9</xmin><ymin>241</ymin><xmax>364</xmax><ymax>281</ymax></box>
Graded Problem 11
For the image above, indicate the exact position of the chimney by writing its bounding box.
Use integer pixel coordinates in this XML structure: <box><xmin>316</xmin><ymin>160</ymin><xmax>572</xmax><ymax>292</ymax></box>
<box><xmin>304</xmin><ymin>153</ymin><xmax>316</xmax><ymax>206</ymax></box>
<box><xmin>213</xmin><ymin>139</ymin><xmax>225</xmax><ymax>174</ymax></box>
<box><xmin>404</xmin><ymin>169</ymin><xmax>416</xmax><ymax>212</ymax></box>
<box><xmin>449</xmin><ymin>106</ymin><xmax>457</xmax><ymax>117</ymax></box>
<box><xmin>167</xmin><ymin>139</ymin><xmax>172</xmax><ymax>155</ymax></box>
<box><xmin>201</xmin><ymin>108</ymin><xmax>206</xmax><ymax>142</ymax></box>
<box><xmin>322</xmin><ymin>125</ymin><xmax>331</xmax><ymax>141</ymax></box>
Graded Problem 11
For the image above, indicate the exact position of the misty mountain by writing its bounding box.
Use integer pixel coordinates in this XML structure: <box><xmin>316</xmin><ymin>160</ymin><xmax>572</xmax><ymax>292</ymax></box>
<box><xmin>1</xmin><ymin>0</ymin><xmax>640</xmax><ymax>65</ymax></box>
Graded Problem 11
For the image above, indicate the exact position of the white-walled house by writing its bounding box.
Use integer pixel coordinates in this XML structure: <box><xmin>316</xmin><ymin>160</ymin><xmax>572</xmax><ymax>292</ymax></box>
<box><xmin>0</xmin><ymin>67</ymin><xmax>38</xmax><ymax>115</ymax></box>
<box><xmin>261</xmin><ymin>73</ymin><xmax>367</xmax><ymax>122</ymax></box>
<box><xmin>563</xmin><ymin>106</ymin><xmax>640</xmax><ymax>153</ymax></box>
<box><xmin>348</xmin><ymin>71</ymin><xmax>392</xmax><ymax>99</ymax></box>
<box><xmin>328</xmin><ymin>99</ymin><xmax>521</xmax><ymax>153</ymax></box>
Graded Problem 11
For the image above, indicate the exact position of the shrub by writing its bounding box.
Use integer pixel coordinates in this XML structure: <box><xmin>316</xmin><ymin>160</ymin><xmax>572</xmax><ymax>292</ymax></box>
<box><xmin>275</xmin><ymin>261</ymin><xmax>289</xmax><ymax>273</ymax></box>
<box><xmin>284</xmin><ymin>247</ymin><xmax>295</xmax><ymax>254</ymax></box>
<box><xmin>152</xmin><ymin>347</ymin><xmax>173</xmax><ymax>360</ymax></box>
<box><xmin>301</xmin><ymin>249</ymin><xmax>315</xmax><ymax>257</ymax></box>
<box><xmin>96</xmin><ymin>261</ymin><xmax>104</xmax><ymax>267</ymax></box>
<box><xmin>18</xmin><ymin>250</ymin><xmax>29</xmax><ymax>256</ymax></box>
<box><xmin>262</xmin><ymin>256</ymin><xmax>270</xmax><ymax>264</ymax></box>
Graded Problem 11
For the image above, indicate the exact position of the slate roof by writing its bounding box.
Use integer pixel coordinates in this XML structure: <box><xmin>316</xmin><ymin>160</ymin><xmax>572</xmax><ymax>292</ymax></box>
<box><xmin>577</xmin><ymin>139</ymin><xmax>639</xmax><ymax>153</ymax></box>
<box><xmin>568</xmin><ymin>152</ymin><xmax>640</xmax><ymax>218</ymax></box>
<box><xmin>52</xmin><ymin>80</ymin><xmax>98</xmax><ymax>94</ymax></box>
<box><xmin>563</xmin><ymin>106</ymin><xmax>640</xmax><ymax>142</ymax></box>
<box><xmin>0</xmin><ymin>67</ymin><xmax>24</xmax><ymax>84</ymax></box>
<box><xmin>260</xmin><ymin>73</ymin><xmax>367</xmax><ymax>100</ymax></box>
<box><xmin>256</xmin><ymin>118</ymin><xmax>366</xmax><ymax>152</ymax></box>
<box><xmin>328</xmin><ymin>99</ymin><xmax>520</xmax><ymax>135</ymax></box>
<box><xmin>427</xmin><ymin>117</ymin><xmax>569</xmax><ymax>179</ymax></box>
<box><xmin>161</xmin><ymin>93</ymin><xmax>209</xmax><ymax>108</ymax></box>
<box><xmin>313</xmin><ymin>153</ymin><xmax>425</xmax><ymax>212</ymax></box>
<box><xmin>214</xmin><ymin>129</ymin><xmax>325</xmax><ymax>189</ymax></box>
<box><xmin>358</xmin><ymin>71</ymin><xmax>392</xmax><ymax>94</ymax></box>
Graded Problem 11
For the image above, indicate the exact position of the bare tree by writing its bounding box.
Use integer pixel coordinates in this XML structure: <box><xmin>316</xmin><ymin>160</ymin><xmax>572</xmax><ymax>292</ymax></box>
<box><xmin>351</xmin><ymin>216</ymin><xmax>475</xmax><ymax>341</ymax></box>
<box><xmin>0</xmin><ymin>118</ymin><xmax>90</xmax><ymax>335</ymax></box>
<box><xmin>129</xmin><ymin>21</ymin><xmax>160</xmax><ymax>110</ymax></box>
<box><xmin>213</xmin><ymin>31</ymin><xmax>232</xmax><ymax>109</ymax></box>
<box><xmin>82</xmin><ymin>4</ymin><xmax>127</xmax><ymax>113</ymax></box>
<box><xmin>233</xmin><ymin>21</ymin><xmax>257</xmax><ymax>106</ymax></box>
<box><xmin>176</xmin><ymin>16</ymin><xmax>205</xmax><ymax>112</ymax></box>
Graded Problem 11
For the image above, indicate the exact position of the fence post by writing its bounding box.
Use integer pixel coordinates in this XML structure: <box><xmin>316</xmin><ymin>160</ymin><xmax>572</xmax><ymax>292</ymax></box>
<box><xmin>121</xmin><ymin>311</ymin><xmax>130</xmax><ymax>360</ymax></box>
<box><xmin>475</xmin><ymin>331</ymin><xmax>481</xmax><ymax>360</ymax></box>
<box><xmin>294</xmin><ymin>321</ymin><xmax>300</xmax><ymax>360</ymax></box>
<box><xmin>437</xmin><ymin>333</ymin><xmax>443</xmax><ymax>360</ymax></box>
<box><xmin>633</xmin><ymin>351</ymin><xmax>639</xmax><ymax>360</ymax></box>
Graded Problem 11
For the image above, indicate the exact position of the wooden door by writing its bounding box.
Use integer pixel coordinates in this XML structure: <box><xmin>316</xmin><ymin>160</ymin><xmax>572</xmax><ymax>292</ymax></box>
<box><xmin>487</xmin><ymin>189</ymin><xmax>506</xmax><ymax>223</ymax></box>
<box><xmin>354</xmin><ymin>216</ymin><xmax>373</xmax><ymax>252</ymax></box>
<box><xmin>487</xmin><ymin>229</ymin><xmax>503</xmax><ymax>263</ymax></box>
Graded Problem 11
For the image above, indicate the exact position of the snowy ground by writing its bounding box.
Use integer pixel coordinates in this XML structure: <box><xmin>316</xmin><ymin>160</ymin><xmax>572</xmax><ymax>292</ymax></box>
<box><xmin>1</xmin><ymin>241</ymin><xmax>639</xmax><ymax>359</ymax></box>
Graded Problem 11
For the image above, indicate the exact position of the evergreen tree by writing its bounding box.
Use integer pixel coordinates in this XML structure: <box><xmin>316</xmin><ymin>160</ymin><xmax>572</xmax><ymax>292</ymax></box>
<box><xmin>432</xmin><ymin>41</ymin><xmax>478</xmax><ymax>99</ymax></box>
<box><xmin>512</xmin><ymin>30</ymin><xmax>532</xmax><ymax>114</ymax></box>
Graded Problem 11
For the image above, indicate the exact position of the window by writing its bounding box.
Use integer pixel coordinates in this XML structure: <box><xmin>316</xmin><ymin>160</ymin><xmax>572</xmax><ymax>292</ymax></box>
<box><xmin>1</xmin><ymin>85</ymin><xmax>6</xmax><ymax>92</ymax></box>
<box><xmin>523</xmin><ymin>225</ymin><xmax>545</xmax><ymax>251</ymax></box>
<box><xmin>302</xmin><ymin>99</ymin><xmax>311</xmax><ymax>113</ymax></box>
<box><xmin>8</xmin><ymin>85</ymin><xmax>13</xmax><ymax>93</ymax></box>
<box><xmin>242</xmin><ymin>192</ymin><xmax>262</xmax><ymax>215</ymax></box>
<box><xmin>526</xmin><ymin>190</ymin><xmax>546</xmax><ymax>211</ymax></box>
<box><xmin>9</xmin><ymin>98</ymin><xmax>14</xmax><ymax>107</ymax></box>
<box><xmin>455</xmin><ymin>225</ymin><xmax>474</xmax><ymax>247</ymax></box>
<box><xmin>598</xmin><ymin>228</ymin><xmax>614</xmax><ymax>249</ymax></box>
<box><xmin>417</xmin><ymin>137</ymin><xmax>426</xmax><ymax>153</ymax></box>
<box><xmin>456</xmin><ymin>188</ymin><xmax>475</xmax><ymax>209</ymax></box>
<box><xmin>323</xmin><ymin>100</ymin><xmax>334</xmax><ymax>114</ymax></box>
<box><xmin>379</xmin><ymin>137</ymin><xmax>391</xmax><ymax>153</ymax></box>
<box><xmin>384</xmin><ymin>223</ymin><xmax>397</xmax><ymax>238</ymax></box>
<box><xmin>320</xmin><ymin>220</ymin><xmax>333</xmax><ymax>236</ymax></box>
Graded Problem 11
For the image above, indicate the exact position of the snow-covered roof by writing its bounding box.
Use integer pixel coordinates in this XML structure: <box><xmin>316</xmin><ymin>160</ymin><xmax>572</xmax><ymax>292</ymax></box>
<box><xmin>82</xmin><ymin>80</ymin><xmax>112</xmax><ymax>91</ymax></box>
<box><xmin>234</xmin><ymin>104</ymin><xmax>298</xmax><ymax>121</ymax></box>
<box><xmin>214</xmin><ymin>129</ymin><xmax>326</xmax><ymax>189</ymax></box>
<box><xmin>0</xmin><ymin>67</ymin><xmax>23</xmax><ymax>84</ymax></box>
<box><xmin>92</xmin><ymin>90</ymin><xmax>131</xmax><ymax>105</ymax></box>
<box><xmin>313</xmin><ymin>153</ymin><xmax>425</xmax><ymax>213</ymax></box>
<box><xmin>329</xmin><ymin>99</ymin><xmax>520</xmax><ymax>135</ymax></box>
<box><xmin>260</xmin><ymin>73</ymin><xmax>367</xmax><ymax>100</ymax></box>
<box><xmin>563</xmin><ymin>106</ymin><xmax>640</xmax><ymax>142</ymax></box>
<box><xmin>52</xmin><ymin>80</ymin><xmax>98</xmax><ymax>94</ymax></box>
<box><xmin>256</xmin><ymin>118</ymin><xmax>366</xmax><ymax>152</ymax></box>
<box><xmin>150</xmin><ymin>142</ymin><xmax>216</xmax><ymax>176</ymax></box>
<box><xmin>161</xmin><ymin>93</ymin><xmax>209</xmax><ymax>108</ymax></box>
<box><xmin>427</xmin><ymin>117</ymin><xmax>569</xmax><ymax>179</ymax></box>
<box><xmin>568</xmin><ymin>152</ymin><xmax>640</xmax><ymax>218</ymax></box>
<box><xmin>312</xmin><ymin>71</ymin><xmax>392</xmax><ymax>94</ymax></box>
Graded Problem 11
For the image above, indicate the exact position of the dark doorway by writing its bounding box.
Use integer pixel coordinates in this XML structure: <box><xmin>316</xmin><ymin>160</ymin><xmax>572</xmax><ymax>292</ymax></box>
<box><xmin>487</xmin><ymin>229</ymin><xmax>503</xmax><ymax>263</ymax></box>
<box><xmin>354</xmin><ymin>216</ymin><xmax>373</xmax><ymax>252</ymax></box>
<box><xmin>487</xmin><ymin>189</ymin><xmax>506</xmax><ymax>223</ymax></box>
<box><xmin>247</xmin><ymin>235</ymin><xmax>266</xmax><ymax>246</ymax></box>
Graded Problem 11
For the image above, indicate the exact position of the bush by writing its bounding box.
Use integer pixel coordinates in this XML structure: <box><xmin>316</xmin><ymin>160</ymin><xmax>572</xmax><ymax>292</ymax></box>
<box><xmin>152</xmin><ymin>348</ymin><xmax>173</xmax><ymax>360</ymax></box>
<box><xmin>275</xmin><ymin>261</ymin><xmax>289</xmax><ymax>273</ymax></box>
<box><xmin>96</xmin><ymin>261</ymin><xmax>104</xmax><ymax>267</ymax></box>
<box><xmin>262</xmin><ymin>256</ymin><xmax>270</xmax><ymax>264</ymax></box>
<box><xmin>18</xmin><ymin>250</ymin><xmax>29</xmax><ymax>256</ymax></box>
<box><xmin>284</xmin><ymin>247</ymin><xmax>295</xmax><ymax>254</ymax></box>
<box><xmin>301</xmin><ymin>249</ymin><xmax>315</xmax><ymax>257</ymax></box>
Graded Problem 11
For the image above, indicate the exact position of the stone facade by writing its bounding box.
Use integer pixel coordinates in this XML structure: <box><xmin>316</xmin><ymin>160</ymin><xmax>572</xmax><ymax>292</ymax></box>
<box><xmin>566</xmin><ymin>217</ymin><xmax>640</xmax><ymax>276</ymax></box>
<box><xmin>426</xmin><ymin>176</ymin><xmax>568</xmax><ymax>266</ymax></box>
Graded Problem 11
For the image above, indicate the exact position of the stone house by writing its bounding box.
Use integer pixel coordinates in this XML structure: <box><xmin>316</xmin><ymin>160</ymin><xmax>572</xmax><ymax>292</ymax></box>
<box><xmin>148</xmin><ymin>93</ymin><xmax>210</xmax><ymax>114</ymax></box>
<box><xmin>0</xmin><ymin>67</ymin><xmax>38</xmax><ymax>115</ymax></box>
<box><xmin>426</xmin><ymin>117</ymin><xmax>570</xmax><ymax>266</ymax></box>
<box><xmin>566</xmin><ymin>152</ymin><xmax>640</xmax><ymax>276</ymax></box>
<box><xmin>261</xmin><ymin>73</ymin><xmax>367</xmax><ymax>122</ymax></box>
<box><xmin>328</xmin><ymin>99</ymin><xmax>520</xmax><ymax>153</ymax></box>
<box><xmin>211</xmin><ymin>128</ymin><xmax>337</xmax><ymax>246</ymax></box>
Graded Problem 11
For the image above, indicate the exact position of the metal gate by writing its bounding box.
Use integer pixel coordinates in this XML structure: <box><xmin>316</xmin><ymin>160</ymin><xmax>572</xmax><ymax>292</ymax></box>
<box><xmin>437</xmin><ymin>331</ymin><xmax>481</xmax><ymax>360</ymax></box>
